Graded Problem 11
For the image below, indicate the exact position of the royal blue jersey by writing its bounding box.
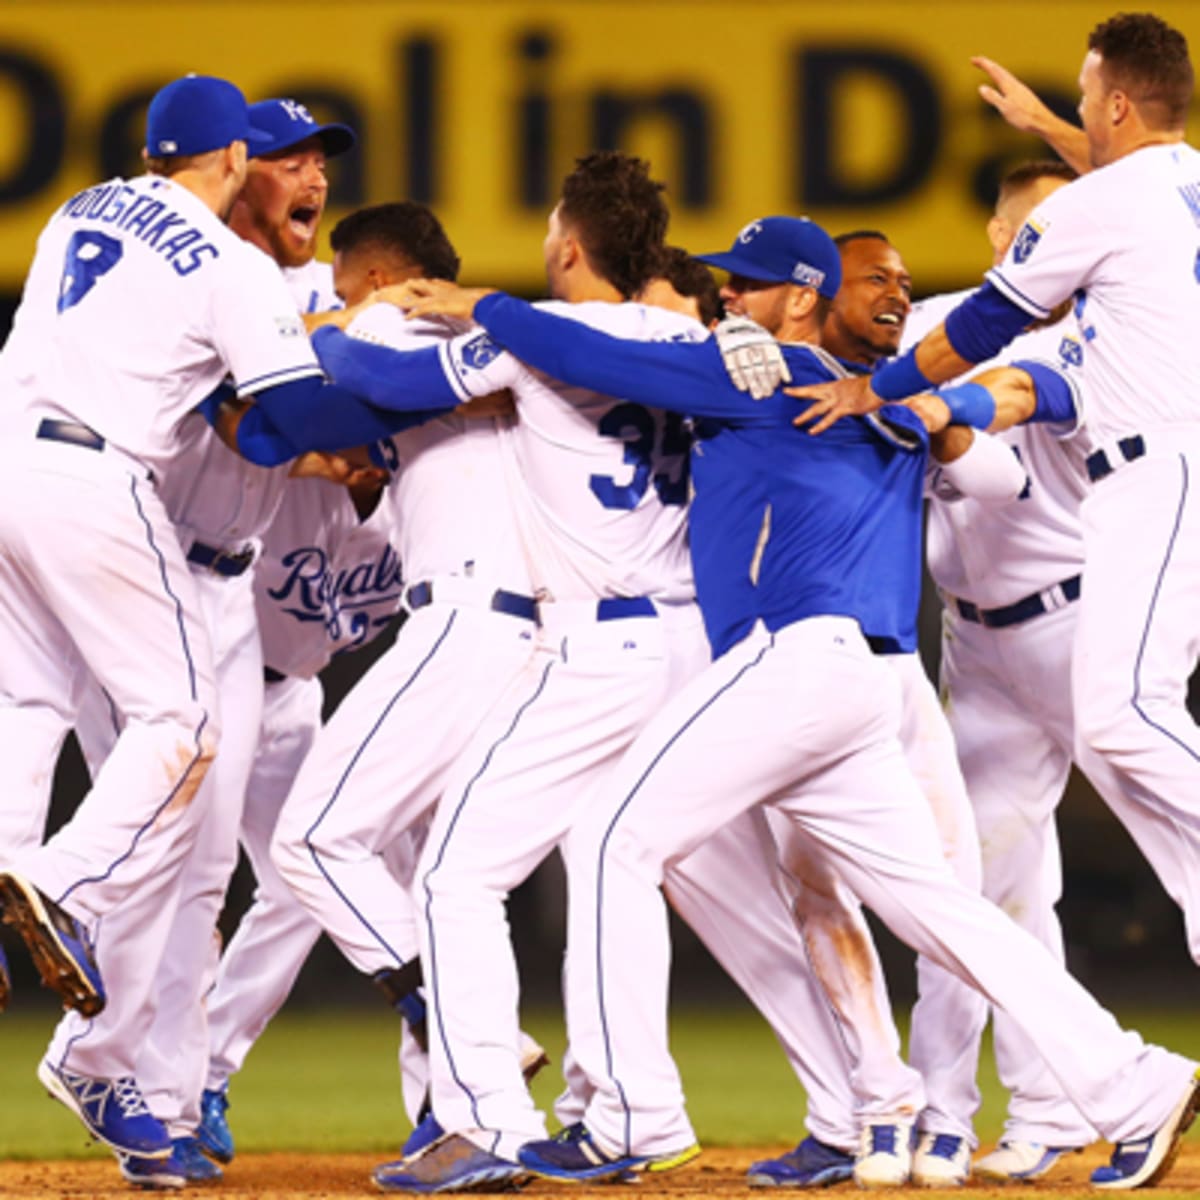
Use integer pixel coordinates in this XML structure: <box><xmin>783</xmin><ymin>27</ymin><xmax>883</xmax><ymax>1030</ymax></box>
<box><xmin>473</xmin><ymin>294</ymin><xmax>928</xmax><ymax>657</ymax></box>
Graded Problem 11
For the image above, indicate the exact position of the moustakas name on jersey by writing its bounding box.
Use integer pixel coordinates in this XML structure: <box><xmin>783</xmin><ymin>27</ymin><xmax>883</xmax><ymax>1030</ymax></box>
<box><xmin>0</xmin><ymin>174</ymin><xmax>319</xmax><ymax>478</ymax></box>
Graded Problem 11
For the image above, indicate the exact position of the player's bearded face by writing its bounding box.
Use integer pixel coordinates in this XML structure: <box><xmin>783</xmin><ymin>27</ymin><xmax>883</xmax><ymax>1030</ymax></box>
<box><xmin>238</xmin><ymin>140</ymin><xmax>329</xmax><ymax>268</ymax></box>
<box><xmin>719</xmin><ymin>276</ymin><xmax>789</xmax><ymax>335</ymax></box>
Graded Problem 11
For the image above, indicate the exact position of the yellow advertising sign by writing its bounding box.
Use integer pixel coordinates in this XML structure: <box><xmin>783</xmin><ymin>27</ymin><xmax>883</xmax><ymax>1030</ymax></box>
<box><xmin>0</xmin><ymin>1</ymin><xmax>1198</xmax><ymax>293</ymax></box>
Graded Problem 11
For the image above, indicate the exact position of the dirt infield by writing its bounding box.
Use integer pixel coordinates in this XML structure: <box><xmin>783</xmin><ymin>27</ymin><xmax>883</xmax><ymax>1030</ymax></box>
<box><xmin>3</xmin><ymin>1144</ymin><xmax>1200</xmax><ymax>1198</ymax></box>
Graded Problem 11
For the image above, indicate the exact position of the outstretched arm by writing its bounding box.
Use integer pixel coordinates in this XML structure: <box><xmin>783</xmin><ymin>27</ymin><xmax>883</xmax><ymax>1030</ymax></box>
<box><xmin>972</xmin><ymin>56</ymin><xmax>1090</xmax><ymax>174</ymax></box>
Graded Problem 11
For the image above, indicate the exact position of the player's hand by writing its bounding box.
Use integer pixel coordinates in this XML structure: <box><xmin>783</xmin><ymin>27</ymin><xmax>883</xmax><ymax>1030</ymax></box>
<box><xmin>713</xmin><ymin>315</ymin><xmax>791</xmax><ymax>400</ymax></box>
<box><xmin>788</xmin><ymin>375</ymin><xmax>882</xmax><ymax>433</ymax></box>
<box><xmin>904</xmin><ymin>391</ymin><xmax>952</xmax><ymax>435</ymax></box>
<box><xmin>375</xmin><ymin>278</ymin><xmax>496</xmax><ymax>322</ymax></box>
<box><xmin>971</xmin><ymin>56</ymin><xmax>1055</xmax><ymax>135</ymax></box>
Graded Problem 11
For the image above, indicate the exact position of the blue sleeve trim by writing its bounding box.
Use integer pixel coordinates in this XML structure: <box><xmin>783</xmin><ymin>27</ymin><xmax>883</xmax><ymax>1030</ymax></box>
<box><xmin>984</xmin><ymin>268</ymin><xmax>1052</xmax><ymax>319</ymax></box>
<box><xmin>1012</xmin><ymin>358</ymin><xmax>1080</xmax><ymax>426</ymax></box>
<box><xmin>312</xmin><ymin>326</ymin><xmax>461</xmax><ymax>411</ymax></box>
<box><xmin>943</xmin><ymin>281</ymin><xmax>1032</xmax><ymax>364</ymax></box>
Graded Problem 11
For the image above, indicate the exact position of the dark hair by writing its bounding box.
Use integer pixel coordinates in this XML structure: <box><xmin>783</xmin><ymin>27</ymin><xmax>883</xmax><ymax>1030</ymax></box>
<box><xmin>1088</xmin><ymin>12</ymin><xmax>1193</xmax><ymax>128</ymax></box>
<box><xmin>330</xmin><ymin>202</ymin><xmax>460</xmax><ymax>281</ymax></box>
<box><xmin>658</xmin><ymin>245</ymin><xmax>722</xmax><ymax>326</ymax></box>
<box><xmin>997</xmin><ymin>159</ymin><xmax>1077</xmax><ymax>206</ymax></box>
<box><xmin>833</xmin><ymin>229</ymin><xmax>890</xmax><ymax>250</ymax></box>
<box><xmin>558</xmin><ymin>151</ymin><xmax>669</xmax><ymax>298</ymax></box>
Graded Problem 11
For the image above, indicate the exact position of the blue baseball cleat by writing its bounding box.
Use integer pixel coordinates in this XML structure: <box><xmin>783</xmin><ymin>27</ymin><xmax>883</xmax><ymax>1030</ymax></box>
<box><xmin>118</xmin><ymin>1147</ymin><xmax>186</xmax><ymax>1191</ymax></box>
<box><xmin>747</xmin><ymin>1135</ymin><xmax>855</xmax><ymax>1188</ymax></box>
<box><xmin>196</xmin><ymin>1087</ymin><xmax>234</xmax><ymax>1163</ymax></box>
<box><xmin>373</xmin><ymin>1131</ymin><xmax>526</xmax><ymax>1193</ymax></box>
<box><xmin>1091</xmin><ymin>1070</ymin><xmax>1200</xmax><ymax>1189</ymax></box>
<box><xmin>38</xmin><ymin>1058</ymin><xmax>170</xmax><ymax>1158</ymax></box>
<box><xmin>402</xmin><ymin>1112</ymin><xmax>445</xmax><ymax>1158</ymax></box>
<box><xmin>171</xmin><ymin>1135</ymin><xmax>224</xmax><ymax>1181</ymax></box>
<box><xmin>0</xmin><ymin>870</ymin><xmax>105</xmax><ymax>1015</ymax></box>
<box><xmin>518</xmin><ymin>1123</ymin><xmax>700</xmax><ymax>1181</ymax></box>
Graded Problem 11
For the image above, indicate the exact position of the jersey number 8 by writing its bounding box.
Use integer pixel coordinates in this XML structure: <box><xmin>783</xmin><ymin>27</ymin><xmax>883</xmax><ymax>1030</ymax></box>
<box><xmin>58</xmin><ymin>231</ymin><xmax>123</xmax><ymax>313</ymax></box>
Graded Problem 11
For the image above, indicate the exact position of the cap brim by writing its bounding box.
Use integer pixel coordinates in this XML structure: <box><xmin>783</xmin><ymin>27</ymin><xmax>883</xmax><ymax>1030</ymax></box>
<box><xmin>247</xmin><ymin>121</ymin><xmax>357</xmax><ymax>160</ymax></box>
<box><xmin>694</xmin><ymin>250</ymin><xmax>790</xmax><ymax>283</ymax></box>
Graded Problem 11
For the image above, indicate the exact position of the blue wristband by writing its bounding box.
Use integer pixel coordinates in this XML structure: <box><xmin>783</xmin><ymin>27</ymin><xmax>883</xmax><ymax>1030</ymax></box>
<box><xmin>872</xmin><ymin>347</ymin><xmax>933</xmax><ymax>401</ymax></box>
<box><xmin>937</xmin><ymin>381</ymin><xmax>996</xmax><ymax>429</ymax></box>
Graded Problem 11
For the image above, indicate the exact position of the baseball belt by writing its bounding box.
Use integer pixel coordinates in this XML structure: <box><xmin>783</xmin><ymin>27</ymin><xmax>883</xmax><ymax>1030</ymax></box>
<box><xmin>406</xmin><ymin>580</ymin><xmax>538</xmax><ymax>622</ymax></box>
<box><xmin>953</xmin><ymin>574</ymin><xmax>1082</xmax><ymax>629</ymax></box>
<box><xmin>36</xmin><ymin>417</ymin><xmax>105</xmax><ymax>452</ymax></box>
<box><xmin>187</xmin><ymin>541</ymin><xmax>256</xmax><ymax>577</ymax></box>
<box><xmin>1085</xmin><ymin>435</ymin><xmax>1145</xmax><ymax>482</ymax></box>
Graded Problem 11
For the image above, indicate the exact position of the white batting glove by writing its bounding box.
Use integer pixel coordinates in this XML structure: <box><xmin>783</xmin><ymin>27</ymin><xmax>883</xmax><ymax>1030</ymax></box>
<box><xmin>713</xmin><ymin>315</ymin><xmax>792</xmax><ymax>400</ymax></box>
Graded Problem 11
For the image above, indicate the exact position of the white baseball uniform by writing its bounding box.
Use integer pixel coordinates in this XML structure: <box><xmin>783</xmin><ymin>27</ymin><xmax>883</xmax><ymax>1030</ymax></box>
<box><xmin>0</xmin><ymin>167</ymin><xmax>317</xmax><ymax>1022</ymax></box>
<box><xmin>330</xmin><ymin>300</ymin><xmax>713</xmax><ymax>1163</ymax></box>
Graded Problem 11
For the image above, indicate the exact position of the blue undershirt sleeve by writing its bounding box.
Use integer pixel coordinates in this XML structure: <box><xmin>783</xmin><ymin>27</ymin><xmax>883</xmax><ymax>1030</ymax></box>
<box><xmin>234</xmin><ymin>376</ymin><xmax>452</xmax><ymax>467</ymax></box>
<box><xmin>1010</xmin><ymin>359</ymin><xmax>1079</xmax><ymax>425</ymax></box>
<box><xmin>474</xmin><ymin>293</ymin><xmax>748</xmax><ymax>418</ymax></box>
<box><xmin>943</xmin><ymin>281</ymin><xmax>1035</xmax><ymax>364</ymax></box>
<box><xmin>312</xmin><ymin>326</ymin><xmax>461</xmax><ymax>411</ymax></box>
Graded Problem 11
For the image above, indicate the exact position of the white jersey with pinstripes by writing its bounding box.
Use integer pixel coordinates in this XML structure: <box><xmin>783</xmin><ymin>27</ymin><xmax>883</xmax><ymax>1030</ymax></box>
<box><xmin>0</xmin><ymin>174</ymin><xmax>320</xmax><ymax>479</ymax></box>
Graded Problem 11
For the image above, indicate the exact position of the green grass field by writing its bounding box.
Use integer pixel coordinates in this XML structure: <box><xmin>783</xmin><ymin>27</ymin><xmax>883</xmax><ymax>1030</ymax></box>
<box><xmin>3</xmin><ymin>999</ymin><xmax>1199</xmax><ymax>1162</ymax></box>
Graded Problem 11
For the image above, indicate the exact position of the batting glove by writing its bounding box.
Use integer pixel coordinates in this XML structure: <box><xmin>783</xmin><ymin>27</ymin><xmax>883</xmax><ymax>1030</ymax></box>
<box><xmin>714</xmin><ymin>315</ymin><xmax>791</xmax><ymax>400</ymax></box>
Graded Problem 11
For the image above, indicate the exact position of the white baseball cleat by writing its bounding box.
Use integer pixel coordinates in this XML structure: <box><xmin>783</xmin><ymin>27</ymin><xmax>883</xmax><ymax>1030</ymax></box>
<box><xmin>853</xmin><ymin>1122</ymin><xmax>912</xmax><ymax>1188</ymax></box>
<box><xmin>911</xmin><ymin>1132</ymin><xmax>970</xmax><ymax>1187</ymax></box>
<box><xmin>975</xmin><ymin>1139</ymin><xmax>1081</xmax><ymax>1182</ymax></box>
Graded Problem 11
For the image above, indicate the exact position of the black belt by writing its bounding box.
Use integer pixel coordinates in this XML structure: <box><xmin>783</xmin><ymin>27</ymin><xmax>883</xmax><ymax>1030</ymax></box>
<box><xmin>37</xmin><ymin>417</ymin><xmax>105</xmax><ymax>451</ymax></box>
<box><xmin>955</xmin><ymin>575</ymin><xmax>1082</xmax><ymax>629</ymax></box>
<box><xmin>1086</xmin><ymin>435</ymin><xmax>1146</xmax><ymax>482</ymax></box>
<box><xmin>263</xmin><ymin>666</ymin><xmax>288</xmax><ymax>685</ymax></box>
<box><xmin>188</xmin><ymin>541</ymin><xmax>255</xmax><ymax>577</ymax></box>
<box><xmin>406</xmin><ymin>581</ymin><xmax>538</xmax><ymax>622</ymax></box>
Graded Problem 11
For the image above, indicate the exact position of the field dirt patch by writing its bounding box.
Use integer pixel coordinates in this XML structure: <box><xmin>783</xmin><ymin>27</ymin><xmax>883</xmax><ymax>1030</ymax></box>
<box><xmin>2</xmin><ymin>1143</ymin><xmax>1199</xmax><ymax>1197</ymax></box>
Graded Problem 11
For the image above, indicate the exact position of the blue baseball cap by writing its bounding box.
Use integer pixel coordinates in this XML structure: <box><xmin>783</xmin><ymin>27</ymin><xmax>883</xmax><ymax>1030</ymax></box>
<box><xmin>144</xmin><ymin>75</ymin><xmax>270</xmax><ymax>158</ymax></box>
<box><xmin>248</xmin><ymin>99</ymin><xmax>356</xmax><ymax>159</ymax></box>
<box><xmin>697</xmin><ymin>216</ymin><xmax>842</xmax><ymax>299</ymax></box>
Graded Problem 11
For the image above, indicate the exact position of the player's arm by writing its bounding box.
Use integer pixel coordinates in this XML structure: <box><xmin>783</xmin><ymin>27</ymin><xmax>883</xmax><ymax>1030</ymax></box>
<box><xmin>972</xmin><ymin>56</ymin><xmax>1091</xmax><ymax>175</ymax></box>
<box><xmin>789</xmin><ymin>281</ymin><xmax>1034</xmax><ymax>432</ymax></box>
<box><xmin>902</xmin><ymin>359</ymin><xmax>1077</xmax><ymax>434</ymax></box>
<box><xmin>927</xmin><ymin>426</ymin><xmax>1029</xmax><ymax>503</ymax></box>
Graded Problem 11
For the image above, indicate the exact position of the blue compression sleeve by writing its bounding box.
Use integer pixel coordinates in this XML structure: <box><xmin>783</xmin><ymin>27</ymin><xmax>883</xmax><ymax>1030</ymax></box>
<box><xmin>238</xmin><ymin>376</ymin><xmax>451</xmax><ymax>466</ymax></box>
<box><xmin>943</xmin><ymin>281</ymin><xmax>1033</xmax><ymax>364</ymax></box>
<box><xmin>312</xmin><ymin>326</ymin><xmax>461</xmax><ymax>411</ymax></box>
<box><xmin>936</xmin><ymin>381</ymin><xmax>996</xmax><ymax>429</ymax></box>
<box><xmin>474</xmin><ymin>293</ymin><xmax>773</xmax><ymax>418</ymax></box>
<box><xmin>1010</xmin><ymin>359</ymin><xmax>1079</xmax><ymax>425</ymax></box>
<box><xmin>870</xmin><ymin>347</ymin><xmax>933</xmax><ymax>401</ymax></box>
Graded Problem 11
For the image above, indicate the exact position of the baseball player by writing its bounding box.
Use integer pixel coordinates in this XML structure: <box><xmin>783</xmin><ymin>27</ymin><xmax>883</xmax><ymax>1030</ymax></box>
<box><xmin>30</xmin><ymin>91</ymin><xmax>372</xmax><ymax>1188</ymax></box>
<box><xmin>0</xmin><ymin>74</ymin><xmax>372</xmax><ymax>1167</ymax></box>
<box><xmin>792</xmin><ymin>18</ymin><xmax>1200</xmax><ymax>1185</ymax></box>
<box><xmin>265</xmin><ymin>153</ymin><xmax>713</xmax><ymax>1193</ymax></box>
<box><xmin>409</xmin><ymin>244</ymin><xmax>1200</xmax><ymax>1192</ymax></box>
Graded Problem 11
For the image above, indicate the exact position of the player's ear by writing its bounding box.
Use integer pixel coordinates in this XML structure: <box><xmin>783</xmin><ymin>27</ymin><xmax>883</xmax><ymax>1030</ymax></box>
<box><xmin>789</xmin><ymin>285</ymin><xmax>819</xmax><ymax>321</ymax></box>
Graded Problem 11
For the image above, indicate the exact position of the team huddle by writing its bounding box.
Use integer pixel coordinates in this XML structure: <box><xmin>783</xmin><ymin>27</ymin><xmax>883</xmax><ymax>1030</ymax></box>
<box><xmin>0</xmin><ymin>8</ymin><xmax>1199</xmax><ymax>1195</ymax></box>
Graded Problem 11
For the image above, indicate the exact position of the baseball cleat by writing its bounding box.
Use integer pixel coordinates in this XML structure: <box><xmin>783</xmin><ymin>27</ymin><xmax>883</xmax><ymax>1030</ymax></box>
<box><xmin>853</xmin><ymin>1122</ymin><xmax>913</xmax><ymax>1189</ymax></box>
<box><xmin>196</xmin><ymin>1087</ymin><xmax>234</xmax><ymax>1163</ymax></box>
<box><xmin>373</xmin><ymin>1131</ymin><xmax>526</xmax><ymax>1192</ymax></box>
<box><xmin>518</xmin><ymin>1123</ymin><xmax>700</xmax><ymax>1181</ymax></box>
<box><xmin>746</xmin><ymin>1134</ymin><xmax>854</xmax><ymax>1187</ymax></box>
<box><xmin>118</xmin><ymin>1147</ymin><xmax>187</xmax><ymax>1191</ymax></box>
<box><xmin>38</xmin><ymin>1058</ymin><xmax>171</xmax><ymax>1157</ymax></box>
<box><xmin>0</xmin><ymin>942</ymin><xmax>10</xmax><ymax>1013</ymax></box>
<box><xmin>171</xmin><ymin>1135</ymin><xmax>224</xmax><ymax>1182</ymax></box>
<box><xmin>911</xmin><ymin>1132</ymin><xmax>970</xmax><ymax>1187</ymax></box>
<box><xmin>1090</xmin><ymin>1069</ymin><xmax>1200</xmax><ymax>1190</ymax></box>
<box><xmin>974</xmin><ymin>1139</ymin><xmax>1081</xmax><ymax>1182</ymax></box>
<box><xmin>402</xmin><ymin>1112</ymin><xmax>445</xmax><ymax>1158</ymax></box>
<box><xmin>0</xmin><ymin>870</ymin><xmax>105</xmax><ymax>1016</ymax></box>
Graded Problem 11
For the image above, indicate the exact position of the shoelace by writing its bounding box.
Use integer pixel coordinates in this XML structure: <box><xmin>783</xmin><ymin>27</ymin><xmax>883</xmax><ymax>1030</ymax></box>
<box><xmin>552</xmin><ymin>1123</ymin><xmax>587</xmax><ymax>1144</ymax></box>
<box><xmin>113</xmin><ymin>1076</ymin><xmax>153</xmax><ymax>1119</ymax></box>
<box><xmin>929</xmin><ymin>1134</ymin><xmax>963</xmax><ymax>1160</ymax></box>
